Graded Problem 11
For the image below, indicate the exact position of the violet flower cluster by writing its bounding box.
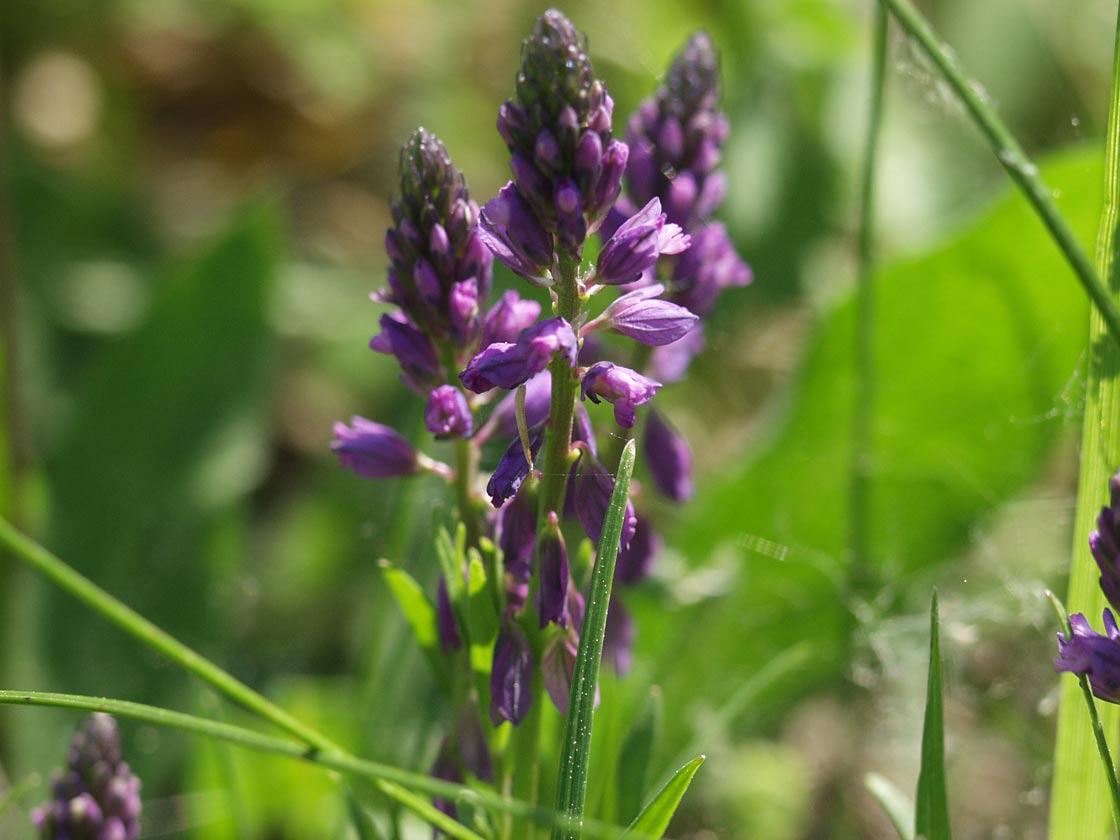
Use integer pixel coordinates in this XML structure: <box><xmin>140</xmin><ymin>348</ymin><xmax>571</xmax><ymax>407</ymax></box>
<box><xmin>1055</xmin><ymin>470</ymin><xmax>1120</xmax><ymax>702</ymax></box>
<box><xmin>32</xmin><ymin>714</ymin><xmax>142</xmax><ymax>840</ymax></box>
<box><xmin>331</xmin><ymin>10</ymin><xmax>750</xmax><ymax>760</ymax></box>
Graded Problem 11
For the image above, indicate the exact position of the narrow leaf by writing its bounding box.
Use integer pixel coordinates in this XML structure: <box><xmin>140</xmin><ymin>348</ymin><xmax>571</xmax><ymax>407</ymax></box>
<box><xmin>552</xmin><ymin>438</ymin><xmax>637</xmax><ymax>840</ymax></box>
<box><xmin>379</xmin><ymin>560</ymin><xmax>442</xmax><ymax>674</ymax></box>
<box><xmin>865</xmin><ymin>773</ymin><xmax>915</xmax><ymax>840</ymax></box>
<box><xmin>623</xmin><ymin>755</ymin><xmax>705</xmax><ymax>839</ymax></box>
<box><xmin>465</xmin><ymin>550</ymin><xmax>498</xmax><ymax>675</ymax></box>
<box><xmin>914</xmin><ymin>591</ymin><xmax>951</xmax><ymax>840</ymax></box>
<box><xmin>616</xmin><ymin>687</ymin><xmax>662</xmax><ymax>823</ymax></box>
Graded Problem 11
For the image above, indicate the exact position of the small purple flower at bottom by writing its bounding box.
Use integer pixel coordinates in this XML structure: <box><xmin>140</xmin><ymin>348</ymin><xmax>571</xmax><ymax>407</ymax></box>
<box><xmin>425</xmin><ymin>385</ymin><xmax>473</xmax><ymax>439</ymax></box>
<box><xmin>491</xmin><ymin>621</ymin><xmax>534</xmax><ymax>725</ymax></box>
<box><xmin>1055</xmin><ymin>610</ymin><xmax>1120</xmax><ymax>703</ymax></box>
<box><xmin>644</xmin><ymin>409</ymin><xmax>694</xmax><ymax>502</ymax></box>
<box><xmin>460</xmin><ymin>318</ymin><xmax>577</xmax><ymax>393</ymax></box>
<box><xmin>332</xmin><ymin>417</ymin><xmax>419</xmax><ymax>479</ymax></box>
<box><xmin>581</xmin><ymin>362</ymin><xmax>661</xmax><ymax>428</ymax></box>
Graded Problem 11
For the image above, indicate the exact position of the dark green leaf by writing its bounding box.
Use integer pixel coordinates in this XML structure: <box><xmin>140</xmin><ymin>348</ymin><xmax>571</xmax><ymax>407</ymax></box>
<box><xmin>914</xmin><ymin>591</ymin><xmax>951</xmax><ymax>840</ymax></box>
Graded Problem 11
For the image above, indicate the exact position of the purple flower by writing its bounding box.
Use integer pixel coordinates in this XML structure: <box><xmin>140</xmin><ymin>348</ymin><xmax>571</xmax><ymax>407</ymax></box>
<box><xmin>581</xmin><ymin>362</ymin><xmax>661</xmax><ymax>428</ymax></box>
<box><xmin>595</xmin><ymin>198</ymin><xmax>689</xmax><ymax>286</ymax></box>
<box><xmin>481</xmin><ymin>370</ymin><xmax>552</xmax><ymax>444</ymax></box>
<box><xmin>1091</xmin><ymin>470</ymin><xmax>1120</xmax><ymax>614</ymax></box>
<box><xmin>430</xmin><ymin>738</ymin><xmax>463</xmax><ymax>818</ymax></box>
<box><xmin>616</xmin><ymin>512</ymin><xmax>661</xmax><ymax>585</ymax></box>
<box><xmin>383</xmin><ymin>129</ymin><xmax>493</xmax><ymax>344</ymax></box>
<box><xmin>425</xmin><ymin>385</ymin><xmax>473</xmax><ymax>439</ymax></box>
<box><xmin>538</xmin><ymin>512</ymin><xmax>570</xmax><ymax>628</ymax></box>
<box><xmin>498</xmin><ymin>486</ymin><xmax>536</xmax><ymax>583</ymax></box>
<box><xmin>491</xmin><ymin>620</ymin><xmax>533</xmax><ymax>725</ymax></box>
<box><xmin>32</xmin><ymin>714</ymin><xmax>142</xmax><ymax>840</ymax></box>
<box><xmin>479</xmin><ymin>183</ymin><xmax>555</xmax><ymax>286</ymax></box>
<box><xmin>369</xmin><ymin>312</ymin><xmax>441</xmax><ymax>388</ymax></box>
<box><xmin>1055</xmin><ymin>611</ymin><xmax>1120</xmax><ymax>703</ymax></box>
<box><xmin>480</xmin><ymin>290</ymin><xmax>542</xmax><ymax>348</ymax></box>
<box><xmin>332</xmin><ymin>417</ymin><xmax>419</xmax><ymax>479</ymax></box>
<box><xmin>486</xmin><ymin>427</ymin><xmax>544</xmax><ymax>507</ymax></box>
<box><xmin>590</xmin><ymin>283</ymin><xmax>698</xmax><ymax>346</ymax></box>
<box><xmin>542</xmin><ymin>635</ymin><xmax>580</xmax><ymax>715</ymax></box>
<box><xmin>437</xmin><ymin>576</ymin><xmax>462</xmax><ymax>653</ymax></box>
<box><xmin>644</xmin><ymin>409</ymin><xmax>693</xmax><ymax>501</ymax></box>
<box><xmin>573</xmin><ymin>450</ymin><xmax>638</xmax><ymax>548</ymax></box>
<box><xmin>603</xmin><ymin>598</ymin><xmax>635</xmax><ymax>675</ymax></box>
<box><xmin>460</xmin><ymin>318</ymin><xmax>577</xmax><ymax>393</ymax></box>
<box><xmin>671</xmin><ymin>222</ymin><xmax>751</xmax><ymax>317</ymax></box>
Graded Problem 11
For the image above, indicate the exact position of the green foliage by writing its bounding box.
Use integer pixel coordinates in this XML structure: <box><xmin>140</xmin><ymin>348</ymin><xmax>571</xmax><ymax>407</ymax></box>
<box><xmin>615</xmin><ymin>687</ymin><xmax>662</xmax><ymax>825</ymax></box>
<box><xmin>622</xmin><ymin>755</ymin><xmax>705</xmax><ymax>840</ymax></box>
<box><xmin>864</xmin><ymin>773</ymin><xmax>915</xmax><ymax>840</ymax></box>
<box><xmin>379</xmin><ymin>560</ymin><xmax>443</xmax><ymax>679</ymax></box>
<box><xmin>914</xmin><ymin>592</ymin><xmax>950</xmax><ymax>840</ymax></box>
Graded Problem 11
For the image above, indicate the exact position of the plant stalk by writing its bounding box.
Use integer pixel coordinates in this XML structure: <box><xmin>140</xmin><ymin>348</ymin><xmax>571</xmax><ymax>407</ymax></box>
<box><xmin>878</xmin><ymin>0</ymin><xmax>1120</xmax><ymax>349</ymax></box>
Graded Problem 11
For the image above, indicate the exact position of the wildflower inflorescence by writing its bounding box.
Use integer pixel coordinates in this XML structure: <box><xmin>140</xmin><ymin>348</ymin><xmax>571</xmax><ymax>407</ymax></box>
<box><xmin>331</xmin><ymin>7</ymin><xmax>750</xmax><ymax>790</ymax></box>
<box><xmin>32</xmin><ymin>714</ymin><xmax>142</xmax><ymax>840</ymax></box>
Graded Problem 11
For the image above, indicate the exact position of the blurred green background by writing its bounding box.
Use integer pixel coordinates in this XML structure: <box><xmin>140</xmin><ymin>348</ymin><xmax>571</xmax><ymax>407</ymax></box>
<box><xmin>0</xmin><ymin>0</ymin><xmax>1116</xmax><ymax>837</ymax></box>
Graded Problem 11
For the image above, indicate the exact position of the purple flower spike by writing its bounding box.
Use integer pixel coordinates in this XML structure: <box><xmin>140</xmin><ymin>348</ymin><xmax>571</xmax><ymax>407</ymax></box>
<box><xmin>481</xmin><ymin>290</ymin><xmax>542</xmax><ymax>348</ymax></box>
<box><xmin>595</xmin><ymin>283</ymin><xmax>698</xmax><ymax>347</ymax></box>
<box><xmin>460</xmin><ymin>318</ymin><xmax>577</xmax><ymax>393</ymax></box>
<box><xmin>486</xmin><ymin>427</ymin><xmax>544</xmax><ymax>507</ymax></box>
<box><xmin>1055</xmin><ymin>611</ymin><xmax>1120</xmax><ymax>703</ymax></box>
<box><xmin>491</xmin><ymin>621</ymin><xmax>534</xmax><ymax>725</ymax></box>
<box><xmin>1091</xmin><ymin>470</ymin><xmax>1120</xmax><ymax>614</ymax></box>
<box><xmin>33</xmin><ymin>714</ymin><xmax>142</xmax><ymax>840</ymax></box>
<box><xmin>574</xmin><ymin>451</ymin><xmax>638</xmax><ymax>548</ymax></box>
<box><xmin>437</xmin><ymin>576</ymin><xmax>462</xmax><ymax>653</ymax></box>
<box><xmin>595</xmin><ymin>198</ymin><xmax>689</xmax><ymax>286</ymax></box>
<box><xmin>581</xmin><ymin>362</ymin><xmax>661</xmax><ymax>428</ymax></box>
<box><xmin>425</xmin><ymin>385</ymin><xmax>473</xmax><ymax>439</ymax></box>
<box><xmin>479</xmin><ymin>182</ymin><xmax>555</xmax><ymax>286</ymax></box>
<box><xmin>644</xmin><ymin>409</ymin><xmax>693</xmax><ymax>501</ymax></box>
<box><xmin>538</xmin><ymin>512</ymin><xmax>570</xmax><ymax>628</ymax></box>
<box><xmin>332</xmin><ymin>417</ymin><xmax>419</xmax><ymax>479</ymax></box>
<box><xmin>671</xmin><ymin>222</ymin><xmax>751</xmax><ymax>317</ymax></box>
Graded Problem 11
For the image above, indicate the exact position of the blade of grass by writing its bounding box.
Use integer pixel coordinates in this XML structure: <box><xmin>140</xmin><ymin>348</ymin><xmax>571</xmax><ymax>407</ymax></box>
<box><xmin>914</xmin><ymin>591</ymin><xmax>950</xmax><ymax>840</ymax></box>
<box><xmin>552</xmin><ymin>438</ymin><xmax>637</xmax><ymax>840</ymax></box>
<box><xmin>865</xmin><ymin>773</ymin><xmax>915</xmax><ymax>840</ymax></box>
<box><xmin>849</xmin><ymin>0</ymin><xmax>888</xmax><ymax>595</ymax></box>
<box><xmin>621</xmin><ymin>756</ymin><xmax>705</xmax><ymax>840</ymax></box>
<box><xmin>877</xmin><ymin>0</ymin><xmax>1120</xmax><ymax>349</ymax></box>
<box><xmin>1049</xmin><ymin>3</ymin><xmax>1120</xmax><ymax>838</ymax></box>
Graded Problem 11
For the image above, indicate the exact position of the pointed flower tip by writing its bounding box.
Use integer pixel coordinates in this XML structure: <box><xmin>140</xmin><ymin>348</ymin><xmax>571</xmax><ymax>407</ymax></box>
<box><xmin>332</xmin><ymin>416</ymin><xmax>420</xmax><ymax>479</ymax></box>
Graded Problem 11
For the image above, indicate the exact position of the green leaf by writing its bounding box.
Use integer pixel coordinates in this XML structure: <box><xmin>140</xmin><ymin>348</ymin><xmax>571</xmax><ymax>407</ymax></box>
<box><xmin>465</xmin><ymin>549</ymin><xmax>498</xmax><ymax>674</ymax></box>
<box><xmin>616</xmin><ymin>687</ymin><xmax>663</xmax><ymax>824</ymax></box>
<box><xmin>552</xmin><ymin>438</ymin><xmax>637</xmax><ymax>840</ymax></box>
<box><xmin>914</xmin><ymin>591</ymin><xmax>951</xmax><ymax>840</ymax></box>
<box><xmin>865</xmin><ymin>773</ymin><xmax>915</xmax><ymax>840</ymax></box>
<box><xmin>622</xmin><ymin>755</ymin><xmax>706</xmax><ymax>840</ymax></box>
<box><xmin>379</xmin><ymin>559</ymin><xmax>444</xmax><ymax>679</ymax></box>
<box><xmin>651</xmin><ymin>147</ymin><xmax>1101</xmax><ymax>745</ymax></box>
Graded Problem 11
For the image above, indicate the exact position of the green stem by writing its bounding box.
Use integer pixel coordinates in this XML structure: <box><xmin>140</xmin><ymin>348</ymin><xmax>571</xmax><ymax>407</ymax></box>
<box><xmin>849</xmin><ymin>0</ymin><xmax>887</xmax><ymax>598</ymax></box>
<box><xmin>552</xmin><ymin>439</ymin><xmax>637</xmax><ymax>840</ymax></box>
<box><xmin>0</xmin><ymin>690</ymin><xmax>628</xmax><ymax>838</ymax></box>
<box><xmin>0</xmin><ymin>516</ymin><xmax>338</xmax><ymax>753</ymax></box>
<box><xmin>454</xmin><ymin>436</ymin><xmax>481</xmax><ymax>549</ymax></box>
<box><xmin>1049</xmin><ymin>3</ymin><xmax>1120</xmax><ymax>838</ymax></box>
<box><xmin>878</xmin><ymin>0</ymin><xmax>1120</xmax><ymax>348</ymax></box>
<box><xmin>1078</xmin><ymin>677</ymin><xmax>1120</xmax><ymax>834</ymax></box>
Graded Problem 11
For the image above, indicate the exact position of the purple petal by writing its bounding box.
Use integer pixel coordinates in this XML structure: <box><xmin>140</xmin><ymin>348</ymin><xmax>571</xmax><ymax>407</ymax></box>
<box><xmin>332</xmin><ymin>417</ymin><xmax>419</xmax><ymax>479</ymax></box>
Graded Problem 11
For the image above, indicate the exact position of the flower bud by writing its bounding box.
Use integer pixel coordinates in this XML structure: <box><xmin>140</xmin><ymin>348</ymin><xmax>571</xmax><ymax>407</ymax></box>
<box><xmin>332</xmin><ymin>417</ymin><xmax>420</xmax><ymax>479</ymax></box>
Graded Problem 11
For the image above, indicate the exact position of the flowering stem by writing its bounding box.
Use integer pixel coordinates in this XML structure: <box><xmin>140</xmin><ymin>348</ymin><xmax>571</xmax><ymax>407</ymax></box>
<box><xmin>1049</xmin><ymin>3</ymin><xmax>1120</xmax><ymax>837</ymax></box>
<box><xmin>453</xmin><ymin>436</ymin><xmax>481</xmax><ymax>548</ymax></box>
<box><xmin>848</xmin><ymin>1</ymin><xmax>887</xmax><ymax>599</ymax></box>
<box><xmin>877</xmin><ymin>0</ymin><xmax>1120</xmax><ymax>349</ymax></box>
